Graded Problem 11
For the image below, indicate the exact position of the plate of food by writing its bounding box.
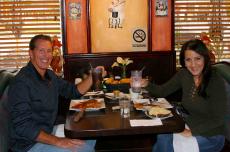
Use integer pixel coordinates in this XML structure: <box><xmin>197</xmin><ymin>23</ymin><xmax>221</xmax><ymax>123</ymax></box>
<box><xmin>69</xmin><ymin>98</ymin><xmax>105</xmax><ymax>111</ymax></box>
<box><xmin>152</xmin><ymin>98</ymin><xmax>173</xmax><ymax>109</ymax></box>
<box><xmin>133</xmin><ymin>99</ymin><xmax>150</xmax><ymax>110</ymax></box>
<box><xmin>105</xmin><ymin>91</ymin><xmax>127</xmax><ymax>100</ymax></box>
<box><xmin>145</xmin><ymin>106</ymin><xmax>173</xmax><ymax>120</ymax></box>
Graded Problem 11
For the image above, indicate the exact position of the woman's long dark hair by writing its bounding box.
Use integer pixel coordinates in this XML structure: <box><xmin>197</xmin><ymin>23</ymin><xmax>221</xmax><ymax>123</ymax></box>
<box><xmin>179</xmin><ymin>39</ymin><xmax>212</xmax><ymax>98</ymax></box>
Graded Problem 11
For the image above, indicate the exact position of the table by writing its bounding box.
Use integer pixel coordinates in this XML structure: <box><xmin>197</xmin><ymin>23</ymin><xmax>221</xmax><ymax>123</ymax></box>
<box><xmin>64</xmin><ymin>97</ymin><xmax>185</xmax><ymax>151</ymax></box>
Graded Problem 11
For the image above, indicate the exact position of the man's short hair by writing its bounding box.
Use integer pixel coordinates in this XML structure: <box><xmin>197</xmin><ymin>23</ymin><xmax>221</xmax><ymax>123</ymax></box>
<box><xmin>29</xmin><ymin>34</ymin><xmax>52</xmax><ymax>50</ymax></box>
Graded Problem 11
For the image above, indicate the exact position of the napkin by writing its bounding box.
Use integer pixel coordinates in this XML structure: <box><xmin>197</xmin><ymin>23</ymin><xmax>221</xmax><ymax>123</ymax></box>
<box><xmin>173</xmin><ymin>133</ymin><xmax>199</xmax><ymax>152</ymax></box>
<box><xmin>53</xmin><ymin>124</ymin><xmax>65</xmax><ymax>137</ymax></box>
<box><xmin>173</xmin><ymin>124</ymin><xmax>199</xmax><ymax>152</ymax></box>
<box><xmin>130</xmin><ymin>119</ymin><xmax>162</xmax><ymax>127</ymax></box>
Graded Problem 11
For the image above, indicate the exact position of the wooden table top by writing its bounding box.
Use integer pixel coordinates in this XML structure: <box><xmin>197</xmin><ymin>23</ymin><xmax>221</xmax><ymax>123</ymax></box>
<box><xmin>64</xmin><ymin>97</ymin><xmax>185</xmax><ymax>139</ymax></box>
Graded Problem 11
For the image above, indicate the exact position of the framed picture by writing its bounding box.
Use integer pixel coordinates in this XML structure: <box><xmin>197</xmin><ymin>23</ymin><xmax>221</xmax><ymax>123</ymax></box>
<box><xmin>155</xmin><ymin>0</ymin><xmax>168</xmax><ymax>16</ymax></box>
<box><xmin>90</xmin><ymin>0</ymin><xmax>149</xmax><ymax>53</ymax></box>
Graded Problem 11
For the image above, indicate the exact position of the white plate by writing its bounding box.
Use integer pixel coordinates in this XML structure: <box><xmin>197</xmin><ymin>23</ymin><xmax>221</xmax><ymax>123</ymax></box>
<box><xmin>105</xmin><ymin>92</ymin><xmax>126</xmax><ymax>99</ymax></box>
<box><xmin>69</xmin><ymin>98</ymin><xmax>105</xmax><ymax>111</ymax></box>
<box><xmin>152</xmin><ymin>98</ymin><xmax>173</xmax><ymax>109</ymax></box>
<box><xmin>83</xmin><ymin>91</ymin><xmax>104</xmax><ymax>97</ymax></box>
<box><xmin>133</xmin><ymin>99</ymin><xmax>150</xmax><ymax>111</ymax></box>
<box><xmin>145</xmin><ymin>110</ymin><xmax>173</xmax><ymax>120</ymax></box>
<box><xmin>133</xmin><ymin>99</ymin><xmax>150</xmax><ymax>104</ymax></box>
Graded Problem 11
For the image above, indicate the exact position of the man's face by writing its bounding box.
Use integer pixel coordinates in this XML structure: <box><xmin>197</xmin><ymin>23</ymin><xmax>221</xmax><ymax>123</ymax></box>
<box><xmin>29</xmin><ymin>39</ymin><xmax>53</xmax><ymax>75</ymax></box>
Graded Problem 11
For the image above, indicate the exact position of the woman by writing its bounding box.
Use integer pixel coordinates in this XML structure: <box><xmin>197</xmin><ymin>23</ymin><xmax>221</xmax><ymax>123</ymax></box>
<box><xmin>144</xmin><ymin>39</ymin><xmax>227</xmax><ymax>152</ymax></box>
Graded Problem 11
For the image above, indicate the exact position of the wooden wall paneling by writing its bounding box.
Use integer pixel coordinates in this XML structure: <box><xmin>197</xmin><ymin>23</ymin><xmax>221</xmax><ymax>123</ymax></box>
<box><xmin>61</xmin><ymin>0</ymin><xmax>176</xmax><ymax>84</ymax></box>
<box><xmin>151</xmin><ymin>0</ymin><xmax>172</xmax><ymax>51</ymax></box>
<box><xmin>63</xmin><ymin>51</ymin><xmax>176</xmax><ymax>84</ymax></box>
<box><xmin>63</xmin><ymin>0</ymin><xmax>88</xmax><ymax>54</ymax></box>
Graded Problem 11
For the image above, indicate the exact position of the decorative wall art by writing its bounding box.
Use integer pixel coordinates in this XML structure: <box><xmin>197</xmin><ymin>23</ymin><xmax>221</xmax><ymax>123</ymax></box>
<box><xmin>155</xmin><ymin>0</ymin><xmax>168</xmax><ymax>16</ymax></box>
<box><xmin>90</xmin><ymin>0</ymin><xmax>148</xmax><ymax>53</ymax></box>
<box><xmin>108</xmin><ymin>0</ymin><xmax>125</xmax><ymax>28</ymax></box>
<box><xmin>69</xmin><ymin>2</ymin><xmax>81</xmax><ymax>20</ymax></box>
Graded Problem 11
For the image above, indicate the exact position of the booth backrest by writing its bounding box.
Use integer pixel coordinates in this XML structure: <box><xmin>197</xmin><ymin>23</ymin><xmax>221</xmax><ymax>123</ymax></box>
<box><xmin>0</xmin><ymin>70</ymin><xmax>15</xmax><ymax>152</ymax></box>
<box><xmin>0</xmin><ymin>71</ymin><xmax>14</xmax><ymax>98</ymax></box>
<box><xmin>213</xmin><ymin>62</ymin><xmax>230</xmax><ymax>83</ymax></box>
<box><xmin>213</xmin><ymin>62</ymin><xmax>230</xmax><ymax>141</ymax></box>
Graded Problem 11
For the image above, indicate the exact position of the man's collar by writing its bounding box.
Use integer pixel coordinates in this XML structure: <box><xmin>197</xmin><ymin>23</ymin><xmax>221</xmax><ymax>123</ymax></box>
<box><xmin>28</xmin><ymin>61</ymin><xmax>51</xmax><ymax>81</ymax></box>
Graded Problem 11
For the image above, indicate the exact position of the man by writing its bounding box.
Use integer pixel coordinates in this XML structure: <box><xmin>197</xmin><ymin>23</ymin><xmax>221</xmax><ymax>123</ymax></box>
<box><xmin>7</xmin><ymin>35</ymin><xmax>103</xmax><ymax>152</ymax></box>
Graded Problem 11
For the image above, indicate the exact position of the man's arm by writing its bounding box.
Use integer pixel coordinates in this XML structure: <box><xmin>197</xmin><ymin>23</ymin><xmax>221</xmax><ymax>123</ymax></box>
<box><xmin>36</xmin><ymin>130</ymin><xmax>84</xmax><ymax>148</ymax></box>
<box><xmin>76</xmin><ymin>72</ymin><xmax>93</xmax><ymax>95</ymax></box>
<box><xmin>76</xmin><ymin>66</ymin><xmax>107</xmax><ymax>95</ymax></box>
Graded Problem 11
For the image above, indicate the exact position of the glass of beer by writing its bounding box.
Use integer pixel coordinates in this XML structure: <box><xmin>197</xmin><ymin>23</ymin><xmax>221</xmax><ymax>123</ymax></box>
<box><xmin>92</xmin><ymin>68</ymin><xmax>103</xmax><ymax>91</ymax></box>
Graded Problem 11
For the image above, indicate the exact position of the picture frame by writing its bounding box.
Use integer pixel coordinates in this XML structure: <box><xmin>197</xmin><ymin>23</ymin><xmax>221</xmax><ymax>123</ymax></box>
<box><xmin>155</xmin><ymin>0</ymin><xmax>168</xmax><ymax>16</ymax></box>
<box><xmin>90</xmin><ymin>0</ymin><xmax>149</xmax><ymax>53</ymax></box>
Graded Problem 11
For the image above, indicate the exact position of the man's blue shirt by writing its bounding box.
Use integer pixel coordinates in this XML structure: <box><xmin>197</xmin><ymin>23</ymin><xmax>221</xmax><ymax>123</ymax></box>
<box><xmin>7</xmin><ymin>62</ymin><xmax>81</xmax><ymax>152</ymax></box>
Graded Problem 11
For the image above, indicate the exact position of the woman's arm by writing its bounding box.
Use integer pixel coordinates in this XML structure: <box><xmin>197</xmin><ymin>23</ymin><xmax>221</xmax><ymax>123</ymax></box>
<box><xmin>145</xmin><ymin>69</ymin><xmax>185</xmax><ymax>97</ymax></box>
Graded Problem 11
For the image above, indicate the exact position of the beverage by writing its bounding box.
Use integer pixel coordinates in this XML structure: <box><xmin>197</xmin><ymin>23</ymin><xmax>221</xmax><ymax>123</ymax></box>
<box><xmin>92</xmin><ymin>68</ymin><xmax>103</xmax><ymax>91</ymax></box>
<box><xmin>130</xmin><ymin>70</ymin><xmax>142</xmax><ymax>93</ymax></box>
<box><xmin>119</xmin><ymin>97</ymin><xmax>130</xmax><ymax>118</ymax></box>
<box><xmin>129</xmin><ymin>88</ymin><xmax>139</xmax><ymax>100</ymax></box>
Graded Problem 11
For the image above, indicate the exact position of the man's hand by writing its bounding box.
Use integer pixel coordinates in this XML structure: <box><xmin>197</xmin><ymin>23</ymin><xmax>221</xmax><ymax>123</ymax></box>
<box><xmin>95</xmin><ymin>66</ymin><xmax>107</xmax><ymax>77</ymax></box>
<box><xmin>55</xmin><ymin>137</ymin><xmax>85</xmax><ymax>149</ymax></box>
<box><xmin>36</xmin><ymin>130</ymin><xmax>85</xmax><ymax>149</ymax></box>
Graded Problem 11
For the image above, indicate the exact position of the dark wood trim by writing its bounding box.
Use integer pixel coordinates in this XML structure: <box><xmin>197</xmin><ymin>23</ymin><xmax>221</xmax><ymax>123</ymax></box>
<box><xmin>87</xmin><ymin>0</ymin><xmax>91</xmax><ymax>53</ymax></box>
<box><xmin>63</xmin><ymin>51</ymin><xmax>176</xmax><ymax>84</ymax></box>
<box><xmin>61</xmin><ymin>0</ymin><xmax>67</xmax><ymax>54</ymax></box>
<box><xmin>171</xmin><ymin>0</ymin><xmax>175</xmax><ymax>52</ymax></box>
<box><xmin>148</xmin><ymin>0</ymin><xmax>152</xmax><ymax>52</ymax></box>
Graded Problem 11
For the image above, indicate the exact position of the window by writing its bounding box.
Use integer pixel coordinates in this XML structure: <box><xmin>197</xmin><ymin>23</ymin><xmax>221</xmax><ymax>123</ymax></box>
<box><xmin>175</xmin><ymin>0</ymin><xmax>230</xmax><ymax>66</ymax></box>
<box><xmin>0</xmin><ymin>0</ymin><xmax>61</xmax><ymax>70</ymax></box>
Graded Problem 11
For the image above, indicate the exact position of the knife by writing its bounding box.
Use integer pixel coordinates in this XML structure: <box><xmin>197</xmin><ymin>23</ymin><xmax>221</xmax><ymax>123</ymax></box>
<box><xmin>73</xmin><ymin>109</ymin><xmax>85</xmax><ymax>122</ymax></box>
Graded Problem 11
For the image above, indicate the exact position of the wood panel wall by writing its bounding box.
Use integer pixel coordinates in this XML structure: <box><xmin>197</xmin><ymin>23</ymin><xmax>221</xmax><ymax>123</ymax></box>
<box><xmin>62</xmin><ymin>0</ymin><xmax>173</xmax><ymax>54</ymax></box>
<box><xmin>61</xmin><ymin>0</ymin><xmax>176</xmax><ymax>85</ymax></box>
<box><xmin>63</xmin><ymin>51</ymin><xmax>176</xmax><ymax>84</ymax></box>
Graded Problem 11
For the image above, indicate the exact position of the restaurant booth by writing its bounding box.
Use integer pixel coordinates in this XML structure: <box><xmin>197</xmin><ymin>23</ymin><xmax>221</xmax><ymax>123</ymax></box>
<box><xmin>62</xmin><ymin>0</ymin><xmax>175</xmax><ymax>87</ymax></box>
<box><xmin>59</xmin><ymin>0</ymin><xmax>181</xmax><ymax>151</ymax></box>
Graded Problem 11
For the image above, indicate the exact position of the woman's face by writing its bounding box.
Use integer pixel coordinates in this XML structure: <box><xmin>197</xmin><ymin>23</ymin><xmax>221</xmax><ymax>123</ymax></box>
<box><xmin>184</xmin><ymin>50</ymin><xmax>205</xmax><ymax>77</ymax></box>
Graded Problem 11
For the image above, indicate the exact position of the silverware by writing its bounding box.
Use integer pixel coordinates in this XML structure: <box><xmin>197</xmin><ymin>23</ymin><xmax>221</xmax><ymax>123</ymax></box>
<box><xmin>89</xmin><ymin>63</ymin><xmax>93</xmax><ymax>70</ymax></box>
<box><xmin>149</xmin><ymin>97</ymin><xmax>158</xmax><ymax>103</ymax></box>
<box><xmin>73</xmin><ymin>109</ymin><xmax>85</xmax><ymax>122</ymax></box>
<box><xmin>140</xmin><ymin>66</ymin><xmax>146</xmax><ymax>72</ymax></box>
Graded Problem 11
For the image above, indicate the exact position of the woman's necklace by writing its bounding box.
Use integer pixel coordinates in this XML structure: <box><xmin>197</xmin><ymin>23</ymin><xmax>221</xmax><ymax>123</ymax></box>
<box><xmin>191</xmin><ymin>76</ymin><xmax>201</xmax><ymax>99</ymax></box>
<box><xmin>191</xmin><ymin>84</ymin><xmax>197</xmax><ymax>99</ymax></box>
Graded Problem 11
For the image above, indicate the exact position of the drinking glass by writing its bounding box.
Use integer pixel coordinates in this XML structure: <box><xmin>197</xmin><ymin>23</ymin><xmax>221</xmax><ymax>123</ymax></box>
<box><xmin>119</xmin><ymin>97</ymin><xmax>131</xmax><ymax>118</ymax></box>
<box><xmin>92</xmin><ymin>68</ymin><xmax>103</xmax><ymax>91</ymax></box>
<box><xmin>130</xmin><ymin>70</ymin><xmax>142</xmax><ymax>93</ymax></box>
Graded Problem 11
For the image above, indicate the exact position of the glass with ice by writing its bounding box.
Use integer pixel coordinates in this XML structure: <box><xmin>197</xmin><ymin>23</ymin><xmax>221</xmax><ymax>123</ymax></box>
<box><xmin>130</xmin><ymin>70</ymin><xmax>142</xmax><ymax>93</ymax></box>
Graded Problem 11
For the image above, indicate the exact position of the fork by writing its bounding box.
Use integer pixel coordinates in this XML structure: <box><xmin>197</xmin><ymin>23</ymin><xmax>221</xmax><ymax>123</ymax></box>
<box><xmin>149</xmin><ymin>97</ymin><xmax>158</xmax><ymax>104</ymax></box>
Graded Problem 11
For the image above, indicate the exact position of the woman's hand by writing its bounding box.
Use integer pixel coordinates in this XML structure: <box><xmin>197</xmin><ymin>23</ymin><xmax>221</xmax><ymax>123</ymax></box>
<box><xmin>180</xmin><ymin>128</ymin><xmax>192</xmax><ymax>137</ymax></box>
<box><xmin>141</xmin><ymin>78</ymin><xmax>149</xmax><ymax>88</ymax></box>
